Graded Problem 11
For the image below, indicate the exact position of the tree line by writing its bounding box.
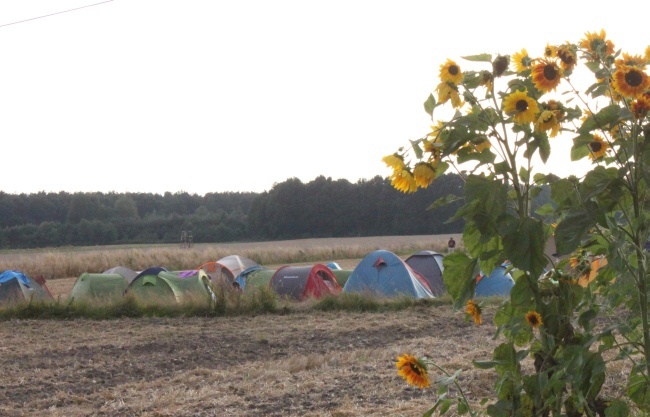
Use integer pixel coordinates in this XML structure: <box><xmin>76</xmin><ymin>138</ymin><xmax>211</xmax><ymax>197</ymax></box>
<box><xmin>0</xmin><ymin>174</ymin><xmax>468</xmax><ymax>249</ymax></box>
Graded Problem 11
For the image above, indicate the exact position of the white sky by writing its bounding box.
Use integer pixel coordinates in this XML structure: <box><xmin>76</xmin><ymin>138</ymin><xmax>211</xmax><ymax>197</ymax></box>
<box><xmin>0</xmin><ymin>1</ymin><xmax>648</xmax><ymax>195</ymax></box>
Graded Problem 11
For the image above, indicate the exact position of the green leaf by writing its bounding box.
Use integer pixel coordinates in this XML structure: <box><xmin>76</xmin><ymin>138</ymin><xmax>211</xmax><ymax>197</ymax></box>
<box><xmin>409</xmin><ymin>139</ymin><xmax>423</xmax><ymax>159</ymax></box>
<box><xmin>424</xmin><ymin>94</ymin><xmax>436</xmax><ymax>117</ymax></box>
<box><xmin>473</xmin><ymin>360</ymin><xmax>500</xmax><ymax>369</ymax></box>
<box><xmin>571</xmin><ymin>134</ymin><xmax>593</xmax><ymax>161</ymax></box>
<box><xmin>457</xmin><ymin>398</ymin><xmax>469</xmax><ymax>415</ymax></box>
<box><xmin>554</xmin><ymin>203</ymin><xmax>599</xmax><ymax>255</ymax></box>
<box><xmin>442</xmin><ymin>253</ymin><xmax>479</xmax><ymax>309</ymax></box>
<box><xmin>605</xmin><ymin>399</ymin><xmax>630</xmax><ymax>417</ymax></box>
<box><xmin>462</xmin><ymin>53</ymin><xmax>492</xmax><ymax>62</ymax></box>
<box><xmin>428</xmin><ymin>194</ymin><xmax>463</xmax><ymax>210</ymax></box>
<box><xmin>436</xmin><ymin>369</ymin><xmax>462</xmax><ymax>387</ymax></box>
<box><xmin>501</xmin><ymin>217</ymin><xmax>547</xmax><ymax>277</ymax></box>
<box><xmin>578</xmin><ymin>104</ymin><xmax>621</xmax><ymax>133</ymax></box>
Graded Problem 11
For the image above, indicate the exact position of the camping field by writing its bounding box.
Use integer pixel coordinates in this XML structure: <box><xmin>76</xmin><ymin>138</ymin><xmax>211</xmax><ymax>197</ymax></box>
<box><xmin>0</xmin><ymin>235</ymin><xmax>628</xmax><ymax>416</ymax></box>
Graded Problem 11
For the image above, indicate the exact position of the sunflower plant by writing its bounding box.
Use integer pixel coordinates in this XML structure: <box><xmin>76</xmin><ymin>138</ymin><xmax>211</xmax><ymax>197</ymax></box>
<box><xmin>386</xmin><ymin>31</ymin><xmax>650</xmax><ymax>416</ymax></box>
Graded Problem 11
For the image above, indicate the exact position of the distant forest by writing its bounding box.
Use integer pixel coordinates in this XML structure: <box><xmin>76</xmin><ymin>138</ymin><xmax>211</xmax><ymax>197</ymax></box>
<box><xmin>0</xmin><ymin>174</ymin><xmax>471</xmax><ymax>249</ymax></box>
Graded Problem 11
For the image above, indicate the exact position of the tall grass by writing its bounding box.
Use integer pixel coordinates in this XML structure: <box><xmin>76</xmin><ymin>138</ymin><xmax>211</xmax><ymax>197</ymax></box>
<box><xmin>0</xmin><ymin>235</ymin><xmax>455</xmax><ymax>279</ymax></box>
<box><xmin>0</xmin><ymin>287</ymin><xmax>458</xmax><ymax>320</ymax></box>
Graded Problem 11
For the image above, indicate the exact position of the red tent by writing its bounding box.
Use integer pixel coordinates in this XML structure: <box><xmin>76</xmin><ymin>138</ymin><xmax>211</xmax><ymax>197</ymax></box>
<box><xmin>269</xmin><ymin>264</ymin><xmax>342</xmax><ymax>301</ymax></box>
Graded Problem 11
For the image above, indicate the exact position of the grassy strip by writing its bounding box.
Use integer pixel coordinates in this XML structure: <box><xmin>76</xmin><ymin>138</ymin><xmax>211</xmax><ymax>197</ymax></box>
<box><xmin>0</xmin><ymin>289</ymin><xmax>458</xmax><ymax>320</ymax></box>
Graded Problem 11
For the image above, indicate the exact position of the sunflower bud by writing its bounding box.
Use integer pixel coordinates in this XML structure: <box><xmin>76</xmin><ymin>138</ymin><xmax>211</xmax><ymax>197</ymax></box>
<box><xmin>492</xmin><ymin>55</ymin><xmax>510</xmax><ymax>77</ymax></box>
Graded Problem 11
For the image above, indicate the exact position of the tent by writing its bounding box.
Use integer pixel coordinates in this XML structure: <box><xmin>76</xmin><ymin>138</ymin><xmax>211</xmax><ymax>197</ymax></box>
<box><xmin>234</xmin><ymin>268</ymin><xmax>275</xmax><ymax>291</ymax></box>
<box><xmin>269</xmin><ymin>264</ymin><xmax>342</xmax><ymax>300</ymax></box>
<box><xmin>69</xmin><ymin>273</ymin><xmax>129</xmax><ymax>302</ymax></box>
<box><xmin>404</xmin><ymin>250</ymin><xmax>445</xmax><ymax>296</ymax></box>
<box><xmin>197</xmin><ymin>255</ymin><xmax>260</xmax><ymax>286</ymax></box>
<box><xmin>475</xmin><ymin>264</ymin><xmax>515</xmax><ymax>297</ymax></box>
<box><xmin>232</xmin><ymin>265</ymin><xmax>268</xmax><ymax>290</ymax></box>
<box><xmin>342</xmin><ymin>250</ymin><xmax>434</xmax><ymax>298</ymax></box>
<box><xmin>102</xmin><ymin>266</ymin><xmax>138</xmax><ymax>283</ymax></box>
<box><xmin>330</xmin><ymin>269</ymin><xmax>353</xmax><ymax>287</ymax></box>
<box><xmin>0</xmin><ymin>270</ymin><xmax>53</xmax><ymax>304</ymax></box>
<box><xmin>125</xmin><ymin>269</ymin><xmax>214</xmax><ymax>304</ymax></box>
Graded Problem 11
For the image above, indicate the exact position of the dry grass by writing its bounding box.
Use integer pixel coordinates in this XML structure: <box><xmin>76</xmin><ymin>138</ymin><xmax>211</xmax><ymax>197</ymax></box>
<box><xmin>0</xmin><ymin>234</ymin><xmax>460</xmax><ymax>282</ymax></box>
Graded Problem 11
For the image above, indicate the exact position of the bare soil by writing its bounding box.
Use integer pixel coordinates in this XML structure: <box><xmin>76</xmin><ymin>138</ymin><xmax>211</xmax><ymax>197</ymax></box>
<box><xmin>0</xmin><ymin>305</ymin><xmax>500</xmax><ymax>417</ymax></box>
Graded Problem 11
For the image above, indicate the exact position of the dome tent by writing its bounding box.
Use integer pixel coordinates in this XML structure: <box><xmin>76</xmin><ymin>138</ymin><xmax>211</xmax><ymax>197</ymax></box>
<box><xmin>0</xmin><ymin>270</ymin><xmax>53</xmax><ymax>304</ymax></box>
<box><xmin>197</xmin><ymin>255</ymin><xmax>260</xmax><ymax>287</ymax></box>
<box><xmin>342</xmin><ymin>250</ymin><xmax>434</xmax><ymax>299</ymax></box>
<box><xmin>404</xmin><ymin>250</ymin><xmax>445</xmax><ymax>296</ymax></box>
<box><xmin>125</xmin><ymin>269</ymin><xmax>214</xmax><ymax>305</ymax></box>
<box><xmin>102</xmin><ymin>266</ymin><xmax>139</xmax><ymax>283</ymax></box>
<box><xmin>69</xmin><ymin>273</ymin><xmax>129</xmax><ymax>302</ymax></box>
<box><xmin>269</xmin><ymin>264</ymin><xmax>342</xmax><ymax>301</ymax></box>
<box><xmin>475</xmin><ymin>263</ymin><xmax>515</xmax><ymax>297</ymax></box>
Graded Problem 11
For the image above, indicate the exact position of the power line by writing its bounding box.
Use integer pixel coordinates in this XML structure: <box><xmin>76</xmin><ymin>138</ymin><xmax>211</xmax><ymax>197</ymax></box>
<box><xmin>0</xmin><ymin>0</ymin><xmax>114</xmax><ymax>29</ymax></box>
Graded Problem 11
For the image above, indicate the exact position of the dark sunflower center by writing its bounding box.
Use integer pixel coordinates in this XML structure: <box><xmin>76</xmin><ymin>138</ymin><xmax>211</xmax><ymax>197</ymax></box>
<box><xmin>448</xmin><ymin>65</ymin><xmax>459</xmax><ymax>75</ymax></box>
<box><xmin>560</xmin><ymin>52</ymin><xmax>574</xmax><ymax>65</ymax></box>
<box><xmin>543</xmin><ymin>65</ymin><xmax>558</xmax><ymax>80</ymax></box>
<box><xmin>516</xmin><ymin>99</ymin><xmax>529</xmax><ymax>112</ymax></box>
<box><xmin>529</xmin><ymin>317</ymin><xmax>539</xmax><ymax>325</ymax></box>
<box><xmin>625</xmin><ymin>70</ymin><xmax>643</xmax><ymax>87</ymax></box>
<box><xmin>409</xmin><ymin>364</ymin><xmax>422</xmax><ymax>376</ymax></box>
<box><xmin>589</xmin><ymin>142</ymin><xmax>603</xmax><ymax>152</ymax></box>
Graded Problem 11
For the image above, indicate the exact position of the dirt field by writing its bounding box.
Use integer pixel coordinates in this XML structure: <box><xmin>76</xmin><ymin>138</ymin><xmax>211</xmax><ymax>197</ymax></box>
<box><xmin>0</xmin><ymin>304</ymin><xmax>500</xmax><ymax>417</ymax></box>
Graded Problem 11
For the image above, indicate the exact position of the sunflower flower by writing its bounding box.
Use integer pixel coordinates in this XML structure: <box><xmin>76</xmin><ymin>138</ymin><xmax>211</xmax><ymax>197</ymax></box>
<box><xmin>396</xmin><ymin>354</ymin><xmax>430</xmax><ymax>389</ymax></box>
<box><xmin>466</xmin><ymin>299</ymin><xmax>482</xmax><ymax>325</ymax></box>
<box><xmin>536</xmin><ymin>110</ymin><xmax>561</xmax><ymax>137</ymax></box>
<box><xmin>390</xmin><ymin>169</ymin><xmax>417</xmax><ymax>193</ymax></box>
<box><xmin>544</xmin><ymin>44</ymin><xmax>557</xmax><ymax>58</ymax></box>
<box><xmin>580</xmin><ymin>29</ymin><xmax>615</xmax><ymax>60</ymax></box>
<box><xmin>615</xmin><ymin>52</ymin><xmax>647</xmax><ymax>70</ymax></box>
<box><xmin>503</xmin><ymin>90</ymin><xmax>539</xmax><ymax>125</ymax></box>
<box><xmin>556</xmin><ymin>44</ymin><xmax>577</xmax><ymax>72</ymax></box>
<box><xmin>436</xmin><ymin>82</ymin><xmax>463</xmax><ymax>108</ymax></box>
<box><xmin>612</xmin><ymin>65</ymin><xmax>650</xmax><ymax>98</ymax></box>
<box><xmin>480</xmin><ymin>70</ymin><xmax>494</xmax><ymax>90</ymax></box>
<box><xmin>631</xmin><ymin>94</ymin><xmax>650</xmax><ymax>119</ymax></box>
<box><xmin>531</xmin><ymin>59</ymin><xmax>563</xmax><ymax>93</ymax></box>
<box><xmin>382</xmin><ymin>154</ymin><xmax>405</xmax><ymax>170</ymax></box>
<box><xmin>525</xmin><ymin>311</ymin><xmax>543</xmax><ymax>328</ymax></box>
<box><xmin>413</xmin><ymin>162</ymin><xmax>436</xmax><ymax>188</ymax></box>
<box><xmin>439</xmin><ymin>59</ymin><xmax>463</xmax><ymax>85</ymax></box>
<box><xmin>587</xmin><ymin>134</ymin><xmax>609</xmax><ymax>160</ymax></box>
<box><xmin>512</xmin><ymin>48</ymin><xmax>532</xmax><ymax>73</ymax></box>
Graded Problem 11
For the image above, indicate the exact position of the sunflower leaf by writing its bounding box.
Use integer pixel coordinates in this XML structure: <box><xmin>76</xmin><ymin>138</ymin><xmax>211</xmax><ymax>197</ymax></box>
<box><xmin>410</xmin><ymin>139</ymin><xmax>423</xmax><ymax>159</ymax></box>
<box><xmin>461</xmin><ymin>53</ymin><xmax>492</xmax><ymax>62</ymax></box>
<box><xmin>424</xmin><ymin>94</ymin><xmax>436</xmax><ymax>117</ymax></box>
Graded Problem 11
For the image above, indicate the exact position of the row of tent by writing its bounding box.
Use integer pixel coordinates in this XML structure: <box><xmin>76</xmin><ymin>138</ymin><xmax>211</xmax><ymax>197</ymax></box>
<box><xmin>0</xmin><ymin>251</ymin><xmax>518</xmax><ymax>306</ymax></box>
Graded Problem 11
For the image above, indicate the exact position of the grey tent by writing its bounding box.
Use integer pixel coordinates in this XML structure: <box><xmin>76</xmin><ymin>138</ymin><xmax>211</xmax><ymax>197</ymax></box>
<box><xmin>102</xmin><ymin>266</ymin><xmax>138</xmax><ymax>283</ymax></box>
<box><xmin>404</xmin><ymin>250</ymin><xmax>445</xmax><ymax>296</ymax></box>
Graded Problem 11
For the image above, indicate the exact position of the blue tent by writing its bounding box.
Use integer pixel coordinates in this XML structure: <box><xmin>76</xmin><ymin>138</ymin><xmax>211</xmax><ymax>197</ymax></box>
<box><xmin>0</xmin><ymin>270</ymin><xmax>53</xmax><ymax>304</ymax></box>
<box><xmin>342</xmin><ymin>250</ymin><xmax>434</xmax><ymax>298</ymax></box>
<box><xmin>475</xmin><ymin>264</ymin><xmax>515</xmax><ymax>297</ymax></box>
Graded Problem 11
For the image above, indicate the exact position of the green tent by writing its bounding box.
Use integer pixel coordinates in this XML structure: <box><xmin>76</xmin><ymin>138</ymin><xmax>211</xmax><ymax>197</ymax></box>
<box><xmin>330</xmin><ymin>269</ymin><xmax>353</xmax><ymax>287</ymax></box>
<box><xmin>124</xmin><ymin>270</ymin><xmax>215</xmax><ymax>305</ymax></box>
<box><xmin>234</xmin><ymin>268</ymin><xmax>276</xmax><ymax>290</ymax></box>
<box><xmin>68</xmin><ymin>273</ymin><xmax>129</xmax><ymax>303</ymax></box>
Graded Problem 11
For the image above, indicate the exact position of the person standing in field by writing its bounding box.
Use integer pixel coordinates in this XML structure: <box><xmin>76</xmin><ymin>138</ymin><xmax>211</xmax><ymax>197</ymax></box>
<box><xmin>448</xmin><ymin>237</ymin><xmax>456</xmax><ymax>253</ymax></box>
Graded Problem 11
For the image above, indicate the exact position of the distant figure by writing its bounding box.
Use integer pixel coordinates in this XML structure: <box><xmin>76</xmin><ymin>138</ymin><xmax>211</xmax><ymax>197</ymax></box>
<box><xmin>448</xmin><ymin>237</ymin><xmax>456</xmax><ymax>253</ymax></box>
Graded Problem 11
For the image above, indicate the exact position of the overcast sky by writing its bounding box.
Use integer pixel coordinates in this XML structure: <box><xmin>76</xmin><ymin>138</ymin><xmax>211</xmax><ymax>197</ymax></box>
<box><xmin>1</xmin><ymin>1</ymin><xmax>648</xmax><ymax>195</ymax></box>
